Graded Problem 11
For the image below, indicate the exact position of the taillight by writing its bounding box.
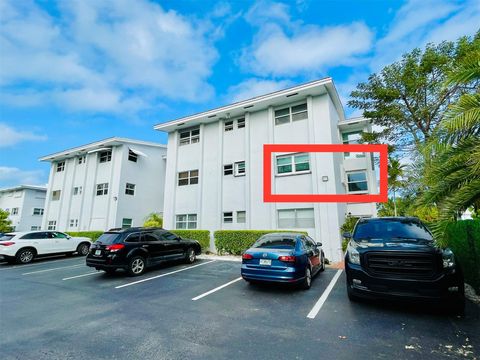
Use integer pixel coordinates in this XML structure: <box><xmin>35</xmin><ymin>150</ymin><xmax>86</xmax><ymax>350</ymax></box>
<box><xmin>0</xmin><ymin>242</ymin><xmax>15</xmax><ymax>246</ymax></box>
<box><xmin>242</xmin><ymin>253</ymin><xmax>253</xmax><ymax>260</ymax></box>
<box><xmin>106</xmin><ymin>244</ymin><xmax>125</xmax><ymax>252</ymax></box>
<box><xmin>278</xmin><ymin>255</ymin><xmax>296</xmax><ymax>262</ymax></box>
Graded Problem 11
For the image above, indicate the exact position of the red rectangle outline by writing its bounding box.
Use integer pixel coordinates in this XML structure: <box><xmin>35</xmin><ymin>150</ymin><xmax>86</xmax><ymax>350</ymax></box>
<box><xmin>263</xmin><ymin>144</ymin><xmax>388</xmax><ymax>203</ymax></box>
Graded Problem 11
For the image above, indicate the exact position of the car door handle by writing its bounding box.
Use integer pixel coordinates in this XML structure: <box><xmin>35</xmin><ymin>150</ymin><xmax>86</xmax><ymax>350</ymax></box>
<box><xmin>142</xmin><ymin>245</ymin><xmax>149</xmax><ymax>248</ymax></box>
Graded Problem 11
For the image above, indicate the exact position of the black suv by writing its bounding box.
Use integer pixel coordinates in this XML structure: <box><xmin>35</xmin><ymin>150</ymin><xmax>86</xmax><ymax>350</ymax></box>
<box><xmin>86</xmin><ymin>227</ymin><xmax>202</xmax><ymax>276</ymax></box>
<box><xmin>344</xmin><ymin>217</ymin><xmax>465</xmax><ymax>313</ymax></box>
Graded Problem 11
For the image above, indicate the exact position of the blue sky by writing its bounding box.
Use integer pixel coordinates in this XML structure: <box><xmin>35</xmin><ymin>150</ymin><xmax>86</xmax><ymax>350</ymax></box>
<box><xmin>0</xmin><ymin>0</ymin><xmax>478</xmax><ymax>188</ymax></box>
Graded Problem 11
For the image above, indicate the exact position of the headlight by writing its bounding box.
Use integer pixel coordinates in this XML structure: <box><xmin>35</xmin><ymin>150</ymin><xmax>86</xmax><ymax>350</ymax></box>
<box><xmin>442</xmin><ymin>248</ymin><xmax>455</xmax><ymax>268</ymax></box>
<box><xmin>346</xmin><ymin>242</ymin><xmax>360</xmax><ymax>265</ymax></box>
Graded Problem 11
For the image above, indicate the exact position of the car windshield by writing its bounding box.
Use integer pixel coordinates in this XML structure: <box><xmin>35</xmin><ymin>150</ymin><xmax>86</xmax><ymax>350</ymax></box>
<box><xmin>253</xmin><ymin>235</ymin><xmax>296</xmax><ymax>249</ymax></box>
<box><xmin>0</xmin><ymin>234</ymin><xmax>15</xmax><ymax>241</ymax></box>
<box><xmin>95</xmin><ymin>233</ymin><xmax>122</xmax><ymax>244</ymax></box>
<box><xmin>354</xmin><ymin>219</ymin><xmax>433</xmax><ymax>241</ymax></box>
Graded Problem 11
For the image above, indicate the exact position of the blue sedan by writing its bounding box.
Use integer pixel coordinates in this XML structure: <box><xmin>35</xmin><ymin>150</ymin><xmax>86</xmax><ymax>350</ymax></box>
<box><xmin>241</xmin><ymin>232</ymin><xmax>325</xmax><ymax>289</ymax></box>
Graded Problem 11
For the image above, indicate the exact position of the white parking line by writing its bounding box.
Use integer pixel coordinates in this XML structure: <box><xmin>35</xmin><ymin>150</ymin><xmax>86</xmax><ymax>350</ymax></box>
<box><xmin>62</xmin><ymin>272</ymin><xmax>99</xmax><ymax>281</ymax></box>
<box><xmin>306</xmin><ymin>270</ymin><xmax>343</xmax><ymax>319</ymax></box>
<box><xmin>192</xmin><ymin>277</ymin><xmax>243</xmax><ymax>301</ymax></box>
<box><xmin>115</xmin><ymin>260</ymin><xmax>216</xmax><ymax>289</ymax></box>
<box><xmin>22</xmin><ymin>264</ymin><xmax>84</xmax><ymax>275</ymax></box>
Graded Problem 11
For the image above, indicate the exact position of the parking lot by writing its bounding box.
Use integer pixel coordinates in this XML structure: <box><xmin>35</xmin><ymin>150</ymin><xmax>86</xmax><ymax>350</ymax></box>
<box><xmin>1</xmin><ymin>256</ymin><xmax>478</xmax><ymax>360</ymax></box>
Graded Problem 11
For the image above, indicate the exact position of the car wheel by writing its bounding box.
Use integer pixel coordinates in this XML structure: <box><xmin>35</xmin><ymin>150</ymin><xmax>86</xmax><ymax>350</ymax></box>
<box><xmin>16</xmin><ymin>248</ymin><xmax>35</xmax><ymax>264</ymax></box>
<box><xmin>319</xmin><ymin>252</ymin><xmax>326</xmax><ymax>272</ymax></box>
<box><xmin>77</xmin><ymin>243</ymin><xmax>90</xmax><ymax>256</ymax></box>
<box><xmin>127</xmin><ymin>256</ymin><xmax>146</xmax><ymax>276</ymax></box>
<box><xmin>302</xmin><ymin>267</ymin><xmax>312</xmax><ymax>290</ymax></box>
<box><xmin>185</xmin><ymin>247</ymin><xmax>196</xmax><ymax>264</ymax></box>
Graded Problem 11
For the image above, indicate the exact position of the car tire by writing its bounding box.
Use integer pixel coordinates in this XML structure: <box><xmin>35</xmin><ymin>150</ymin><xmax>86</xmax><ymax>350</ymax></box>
<box><xmin>302</xmin><ymin>267</ymin><xmax>312</xmax><ymax>290</ymax></box>
<box><xmin>76</xmin><ymin>243</ymin><xmax>90</xmax><ymax>256</ymax></box>
<box><xmin>319</xmin><ymin>252</ymin><xmax>326</xmax><ymax>272</ymax></box>
<box><xmin>127</xmin><ymin>256</ymin><xmax>146</xmax><ymax>277</ymax></box>
<box><xmin>15</xmin><ymin>248</ymin><xmax>36</xmax><ymax>264</ymax></box>
<box><xmin>185</xmin><ymin>247</ymin><xmax>196</xmax><ymax>264</ymax></box>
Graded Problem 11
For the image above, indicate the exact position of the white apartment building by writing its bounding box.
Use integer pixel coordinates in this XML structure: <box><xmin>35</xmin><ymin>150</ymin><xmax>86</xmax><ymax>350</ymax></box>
<box><xmin>0</xmin><ymin>185</ymin><xmax>47</xmax><ymax>231</ymax></box>
<box><xmin>155</xmin><ymin>78</ymin><xmax>377</xmax><ymax>261</ymax></box>
<box><xmin>39</xmin><ymin>137</ymin><xmax>167</xmax><ymax>232</ymax></box>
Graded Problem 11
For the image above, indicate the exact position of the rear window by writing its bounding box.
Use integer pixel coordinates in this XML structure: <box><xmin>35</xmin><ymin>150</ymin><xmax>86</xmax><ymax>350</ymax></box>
<box><xmin>95</xmin><ymin>232</ymin><xmax>122</xmax><ymax>244</ymax></box>
<box><xmin>354</xmin><ymin>219</ymin><xmax>433</xmax><ymax>241</ymax></box>
<box><xmin>253</xmin><ymin>235</ymin><xmax>296</xmax><ymax>249</ymax></box>
<box><xmin>0</xmin><ymin>234</ymin><xmax>15</xmax><ymax>241</ymax></box>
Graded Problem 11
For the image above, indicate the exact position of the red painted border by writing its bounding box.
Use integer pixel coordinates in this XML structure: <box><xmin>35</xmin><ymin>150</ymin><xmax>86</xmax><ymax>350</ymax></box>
<box><xmin>263</xmin><ymin>144</ymin><xmax>388</xmax><ymax>203</ymax></box>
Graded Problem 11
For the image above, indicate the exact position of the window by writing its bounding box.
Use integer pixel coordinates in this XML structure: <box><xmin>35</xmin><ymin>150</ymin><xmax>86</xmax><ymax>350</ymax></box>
<box><xmin>223</xmin><ymin>212</ymin><xmax>233</xmax><ymax>223</ymax></box>
<box><xmin>237</xmin><ymin>211</ymin><xmax>246</xmax><ymax>223</ymax></box>
<box><xmin>125</xmin><ymin>233</ymin><xmax>141</xmax><ymax>243</ymax></box>
<box><xmin>224</xmin><ymin>120</ymin><xmax>234</xmax><ymax>132</ymax></box>
<box><xmin>125</xmin><ymin>183</ymin><xmax>135</xmax><ymax>195</ymax></box>
<box><xmin>278</xmin><ymin>208</ymin><xmax>315</xmax><ymax>228</ymax></box>
<box><xmin>30</xmin><ymin>226</ymin><xmax>41</xmax><ymax>231</ymax></box>
<box><xmin>73</xmin><ymin>186</ymin><xmax>82</xmax><ymax>195</ymax></box>
<box><xmin>342</xmin><ymin>131</ymin><xmax>365</xmax><ymax>159</ymax></box>
<box><xmin>33</xmin><ymin>208</ymin><xmax>44</xmax><ymax>215</ymax></box>
<box><xmin>78</xmin><ymin>156</ymin><xmax>86</xmax><ymax>164</ymax></box>
<box><xmin>122</xmin><ymin>218</ymin><xmax>132</xmax><ymax>228</ymax></box>
<box><xmin>128</xmin><ymin>150</ymin><xmax>138</xmax><ymax>162</ymax></box>
<box><xmin>234</xmin><ymin>161</ymin><xmax>246</xmax><ymax>176</ymax></box>
<box><xmin>56</xmin><ymin>161</ymin><xmax>65</xmax><ymax>172</ymax></box>
<box><xmin>176</xmin><ymin>214</ymin><xmax>197</xmax><ymax>229</ymax></box>
<box><xmin>347</xmin><ymin>172</ymin><xmax>368</xmax><ymax>193</ymax></box>
<box><xmin>276</xmin><ymin>153</ymin><xmax>310</xmax><ymax>175</ymax></box>
<box><xmin>237</xmin><ymin>118</ymin><xmax>245</xmax><ymax>129</ymax></box>
<box><xmin>156</xmin><ymin>231</ymin><xmax>179</xmax><ymax>241</ymax></box>
<box><xmin>47</xmin><ymin>220</ymin><xmax>56</xmax><ymax>230</ymax></box>
<box><xmin>275</xmin><ymin>103</ymin><xmax>308</xmax><ymax>125</ymax></box>
<box><xmin>11</xmin><ymin>207</ymin><xmax>19</xmax><ymax>215</ymax></box>
<box><xmin>96</xmin><ymin>183</ymin><xmax>109</xmax><ymax>196</ymax></box>
<box><xmin>69</xmin><ymin>219</ymin><xmax>79</xmax><ymax>228</ymax></box>
<box><xmin>178</xmin><ymin>170</ymin><xmax>199</xmax><ymax>186</ymax></box>
<box><xmin>223</xmin><ymin>164</ymin><xmax>233</xmax><ymax>176</ymax></box>
<box><xmin>99</xmin><ymin>150</ymin><xmax>112</xmax><ymax>163</ymax></box>
<box><xmin>52</xmin><ymin>190</ymin><xmax>61</xmax><ymax>201</ymax></box>
<box><xmin>179</xmin><ymin>128</ymin><xmax>200</xmax><ymax>146</ymax></box>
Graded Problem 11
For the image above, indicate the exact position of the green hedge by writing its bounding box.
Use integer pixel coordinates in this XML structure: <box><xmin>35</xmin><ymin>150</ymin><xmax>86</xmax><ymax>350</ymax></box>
<box><xmin>444</xmin><ymin>220</ymin><xmax>480</xmax><ymax>292</ymax></box>
<box><xmin>171</xmin><ymin>230</ymin><xmax>210</xmax><ymax>251</ymax></box>
<box><xmin>66</xmin><ymin>231</ymin><xmax>103</xmax><ymax>242</ymax></box>
<box><xmin>214</xmin><ymin>230</ymin><xmax>308</xmax><ymax>255</ymax></box>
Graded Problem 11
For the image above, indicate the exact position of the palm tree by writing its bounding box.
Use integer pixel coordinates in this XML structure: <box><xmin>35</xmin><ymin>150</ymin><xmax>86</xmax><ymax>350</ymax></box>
<box><xmin>388</xmin><ymin>157</ymin><xmax>406</xmax><ymax>216</ymax></box>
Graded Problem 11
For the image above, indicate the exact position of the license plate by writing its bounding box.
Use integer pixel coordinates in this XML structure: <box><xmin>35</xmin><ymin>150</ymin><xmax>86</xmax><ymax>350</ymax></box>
<box><xmin>95</xmin><ymin>250</ymin><xmax>101</xmax><ymax>256</ymax></box>
<box><xmin>259</xmin><ymin>259</ymin><xmax>271</xmax><ymax>266</ymax></box>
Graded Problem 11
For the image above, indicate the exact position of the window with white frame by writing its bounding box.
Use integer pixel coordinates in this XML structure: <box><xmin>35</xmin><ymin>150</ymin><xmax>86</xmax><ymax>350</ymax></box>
<box><xmin>31</xmin><ymin>226</ymin><xmax>41</xmax><ymax>231</ymax></box>
<box><xmin>179</xmin><ymin>128</ymin><xmax>200</xmax><ymax>146</ymax></box>
<box><xmin>33</xmin><ymin>208</ymin><xmax>44</xmax><ymax>215</ymax></box>
<box><xmin>237</xmin><ymin>118</ymin><xmax>245</xmax><ymax>129</ymax></box>
<box><xmin>178</xmin><ymin>170</ymin><xmax>199</xmax><ymax>186</ymax></box>
<box><xmin>48</xmin><ymin>220</ymin><xmax>57</xmax><ymax>230</ymax></box>
<box><xmin>69</xmin><ymin>219</ymin><xmax>79</xmax><ymax>228</ymax></box>
<box><xmin>128</xmin><ymin>150</ymin><xmax>138</xmax><ymax>162</ymax></box>
<box><xmin>234</xmin><ymin>161</ymin><xmax>246</xmax><ymax>176</ymax></box>
<box><xmin>125</xmin><ymin>183</ymin><xmax>135</xmax><ymax>195</ymax></box>
<box><xmin>122</xmin><ymin>218</ymin><xmax>132</xmax><ymax>228</ymax></box>
<box><xmin>237</xmin><ymin>211</ymin><xmax>246</xmax><ymax>223</ymax></box>
<box><xmin>73</xmin><ymin>186</ymin><xmax>82</xmax><ymax>195</ymax></box>
<box><xmin>99</xmin><ymin>150</ymin><xmax>112</xmax><ymax>163</ymax></box>
<box><xmin>223</xmin><ymin>212</ymin><xmax>233</xmax><ymax>223</ymax></box>
<box><xmin>175</xmin><ymin>214</ymin><xmax>197</xmax><ymax>229</ymax></box>
<box><xmin>278</xmin><ymin>208</ymin><xmax>315</xmax><ymax>228</ymax></box>
<box><xmin>52</xmin><ymin>190</ymin><xmax>61</xmax><ymax>201</ymax></box>
<box><xmin>276</xmin><ymin>153</ymin><xmax>310</xmax><ymax>175</ymax></box>
<box><xmin>223</xmin><ymin>164</ymin><xmax>233</xmax><ymax>176</ymax></box>
<box><xmin>347</xmin><ymin>171</ymin><xmax>368</xmax><ymax>193</ymax></box>
<box><xmin>56</xmin><ymin>161</ymin><xmax>65</xmax><ymax>172</ymax></box>
<box><xmin>11</xmin><ymin>207</ymin><xmax>19</xmax><ymax>215</ymax></box>
<box><xmin>96</xmin><ymin>183</ymin><xmax>109</xmax><ymax>196</ymax></box>
<box><xmin>342</xmin><ymin>131</ymin><xmax>365</xmax><ymax>159</ymax></box>
<box><xmin>78</xmin><ymin>155</ymin><xmax>86</xmax><ymax>164</ymax></box>
<box><xmin>224</xmin><ymin>120</ymin><xmax>234</xmax><ymax>132</ymax></box>
<box><xmin>274</xmin><ymin>103</ymin><xmax>308</xmax><ymax>125</ymax></box>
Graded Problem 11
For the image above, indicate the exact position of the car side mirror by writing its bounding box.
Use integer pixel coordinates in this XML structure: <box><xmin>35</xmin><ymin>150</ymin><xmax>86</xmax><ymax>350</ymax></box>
<box><xmin>342</xmin><ymin>232</ymin><xmax>352</xmax><ymax>239</ymax></box>
<box><xmin>176</xmin><ymin>236</ymin><xmax>182</xmax><ymax>241</ymax></box>
<box><xmin>316</xmin><ymin>242</ymin><xmax>322</xmax><ymax>247</ymax></box>
<box><xmin>67</xmin><ymin>235</ymin><xmax>72</xmax><ymax>239</ymax></box>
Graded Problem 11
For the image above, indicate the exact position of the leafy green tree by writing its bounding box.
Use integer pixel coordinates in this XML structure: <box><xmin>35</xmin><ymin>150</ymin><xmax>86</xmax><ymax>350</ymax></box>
<box><xmin>340</xmin><ymin>215</ymin><xmax>360</xmax><ymax>252</ymax></box>
<box><xmin>388</xmin><ymin>157</ymin><xmax>406</xmax><ymax>216</ymax></box>
<box><xmin>0</xmin><ymin>209</ymin><xmax>13</xmax><ymax>233</ymax></box>
<box><xmin>143</xmin><ymin>213</ymin><xmax>163</xmax><ymax>228</ymax></box>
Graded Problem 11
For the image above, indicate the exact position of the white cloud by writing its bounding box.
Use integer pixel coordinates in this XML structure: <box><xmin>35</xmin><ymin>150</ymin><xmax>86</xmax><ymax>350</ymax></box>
<box><xmin>227</xmin><ymin>78</ymin><xmax>292</xmax><ymax>102</ymax></box>
<box><xmin>0</xmin><ymin>167</ymin><xmax>46</xmax><ymax>187</ymax></box>
<box><xmin>0</xmin><ymin>123</ymin><xmax>47</xmax><ymax>148</ymax></box>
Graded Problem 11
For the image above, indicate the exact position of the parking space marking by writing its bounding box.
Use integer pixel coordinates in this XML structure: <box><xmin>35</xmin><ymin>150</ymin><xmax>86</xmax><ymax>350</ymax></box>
<box><xmin>191</xmin><ymin>277</ymin><xmax>243</xmax><ymax>301</ymax></box>
<box><xmin>22</xmin><ymin>264</ymin><xmax>84</xmax><ymax>275</ymax></box>
<box><xmin>306</xmin><ymin>270</ymin><xmax>343</xmax><ymax>319</ymax></box>
<box><xmin>62</xmin><ymin>272</ymin><xmax>99</xmax><ymax>281</ymax></box>
<box><xmin>115</xmin><ymin>260</ymin><xmax>216</xmax><ymax>289</ymax></box>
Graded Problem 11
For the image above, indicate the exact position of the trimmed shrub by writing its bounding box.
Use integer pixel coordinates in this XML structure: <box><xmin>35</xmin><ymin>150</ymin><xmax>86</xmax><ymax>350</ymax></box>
<box><xmin>443</xmin><ymin>220</ymin><xmax>480</xmax><ymax>293</ymax></box>
<box><xmin>66</xmin><ymin>231</ymin><xmax>103</xmax><ymax>242</ymax></box>
<box><xmin>214</xmin><ymin>230</ymin><xmax>308</xmax><ymax>255</ymax></box>
<box><xmin>171</xmin><ymin>230</ymin><xmax>210</xmax><ymax>251</ymax></box>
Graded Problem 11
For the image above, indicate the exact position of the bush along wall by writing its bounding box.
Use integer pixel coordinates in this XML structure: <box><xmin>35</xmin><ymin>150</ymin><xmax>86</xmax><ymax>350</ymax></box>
<box><xmin>214</xmin><ymin>230</ymin><xmax>308</xmax><ymax>255</ymax></box>
<box><xmin>443</xmin><ymin>220</ymin><xmax>480</xmax><ymax>293</ymax></box>
<box><xmin>171</xmin><ymin>230</ymin><xmax>210</xmax><ymax>252</ymax></box>
<box><xmin>66</xmin><ymin>231</ymin><xmax>103</xmax><ymax>242</ymax></box>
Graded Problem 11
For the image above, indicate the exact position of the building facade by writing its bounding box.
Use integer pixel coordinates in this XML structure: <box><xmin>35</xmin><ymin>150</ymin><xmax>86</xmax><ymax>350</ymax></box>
<box><xmin>155</xmin><ymin>78</ymin><xmax>377</xmax><ymax>261</ymax></box>
<box><xmin>0</xmin><ymin>185</ymin><xmax>47</xmax><ymax>231</ymax></box>
<box><xmin>40</xmin><ymin>138</ymin><xmax>167</xmax><ymax>232</ymax></box>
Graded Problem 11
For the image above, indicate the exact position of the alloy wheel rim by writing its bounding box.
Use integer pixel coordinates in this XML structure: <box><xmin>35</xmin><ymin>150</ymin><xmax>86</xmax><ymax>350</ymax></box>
<box><xmin>189</xmin><ymin>250</ymin><xmax>195</xmax><ymax>262</ymax></box>
<box><xmin>132</xmin><ymin>259</ymin><xmax>144</xmax><ymax>274</ymax></box>
<box><xmin>306</xmin><ymin>269</ymin><xmax>311</xmax><ymax>286</ymax></box>
<box><xmin>21</xmin><ymin>251</ymin><xmax>33</xmax><ymax>263</ymax></box>
<box><xmin>81</xmin><ymin>245</ymin><xmax>88</xmax><ymax>255</ymax></box>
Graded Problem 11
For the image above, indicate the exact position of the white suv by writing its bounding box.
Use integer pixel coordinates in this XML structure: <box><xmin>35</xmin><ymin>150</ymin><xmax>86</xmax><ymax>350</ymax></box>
<box><xmin>0</xmin><ymin>231</ymin><xmax>92</xmax><ymax>264</ymax></box>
